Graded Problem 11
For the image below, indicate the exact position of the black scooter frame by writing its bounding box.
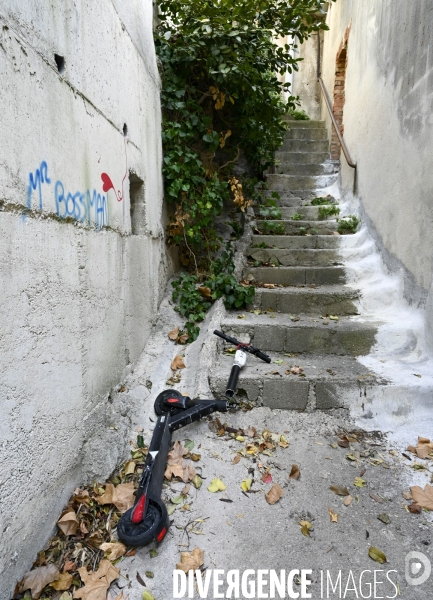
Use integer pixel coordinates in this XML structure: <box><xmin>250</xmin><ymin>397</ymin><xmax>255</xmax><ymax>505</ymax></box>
<box><xmin>117</xmin><ymin>330</ymin><xmax>270</xmax><ymax>547</ymax></box>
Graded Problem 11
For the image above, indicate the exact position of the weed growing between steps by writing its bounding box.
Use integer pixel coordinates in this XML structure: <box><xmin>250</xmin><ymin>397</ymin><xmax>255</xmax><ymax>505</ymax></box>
<box><xmin>337</xmin><ymin>215</ymin><xmax>361</xmax><ymax>234</ymax></box>
<box><xmin>318</xmin><ymin>205</ymin><xmax>340</xmax><ymax>219</ymax></box>
<box><xmin>310</xmin><ymin>196</ymin><xmax>337</xmax><ymax>205</ymax></box>
<box><xmin>287</xmin><ymin>107</ymin><xmax>310</xmax><ymax>120</ymax></box>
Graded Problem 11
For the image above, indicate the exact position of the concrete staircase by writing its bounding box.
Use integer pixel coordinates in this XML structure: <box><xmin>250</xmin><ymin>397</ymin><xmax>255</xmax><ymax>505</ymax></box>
<box><xmin>210</xmin><ymin>119</ymin><xmax>386</xmax><ymax>411</ymax></box>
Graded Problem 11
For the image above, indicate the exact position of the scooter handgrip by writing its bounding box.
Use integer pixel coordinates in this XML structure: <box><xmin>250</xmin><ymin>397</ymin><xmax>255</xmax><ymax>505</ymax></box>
<box><xmin>213</xmin><ymin>329</ymin><xmax>240</xmax><ymax>346</ymax></box>
<box><xmin>226</xmin><ymin>364</ymin><xmax>241</xmax><ymax>398</ymax></box>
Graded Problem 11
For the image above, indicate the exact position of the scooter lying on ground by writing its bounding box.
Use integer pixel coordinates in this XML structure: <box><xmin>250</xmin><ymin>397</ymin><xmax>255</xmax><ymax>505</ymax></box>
<box><xmin>117</xmin><ymin>330</ymin><xmax>271</xmax><ymax>547</ymax></box>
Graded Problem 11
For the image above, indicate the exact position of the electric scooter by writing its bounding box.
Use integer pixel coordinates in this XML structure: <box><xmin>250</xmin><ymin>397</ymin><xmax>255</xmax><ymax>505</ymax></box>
<box><xmin>117</xmin><ymin>330</ymin><xmax>271</xmax><ymax>547</ymax></box>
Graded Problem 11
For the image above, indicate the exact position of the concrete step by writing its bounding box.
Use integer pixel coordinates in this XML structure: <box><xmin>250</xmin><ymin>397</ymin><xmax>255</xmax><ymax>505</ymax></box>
<box><xmin>284</xmin><ymin>127</ymin><xmax>328</xmax><ymax>141</ymax></box>
<box><xmin>254</xmin><ymin>206</ymin><xmax>337</xmax><ymax>221</ymax></box>
<box><xmin>266</xmin><ymin>173</ymin><xmax>338</xmax><ymax>191</ymax></box>
<box><xmin>253</xmin><ymin>286</ymin><xmax>359</xmax><ymax>316</ymax></box>
<box><xmin>255</xmin><ymin>219</ymin><xmax>339</xmax><ymax>235</ymax></box>
<box><xmin>281</xmin><ymin>117</ymin><xmax>325</xmax><ymax>128</ymax></box>
<box><xmin>221</xmin><ymin>312</ymin><xmax>378</xmax><ymax>356</ymax></box>
<box><xmin>280</xmin><ymin>139</ymin><xmax>329</xmax><ymax>153</ymax></box>
<box><xmin>247</xmin><ymin>247</ymin><xmax>341</xmax><ymax>267</ymax></box>
<box><xmin>277</xmin><ymin>206</ymin><xmax>338</xmax><ymax>220</ymax></box>
<box><xmin>257</xmin><ymin>193</ymin><xmax>306</xmax><ymax>207</ymax></box>
<box><xmin>275</xmin><ymin>151</ymin><xmax>330</xmax><ymax>164</ymax></box>
<box><xmin>209</xmin><ymin>353</ymin><xmax>385</xmax><ymax>410</ymax></box>
<box><xmin>244</xmin><ymin>266</ymin><xmax>346</xmax><ymax>286</ymax></box>
<box><xmin>274</xmin><ymin>162</ymin><xmax>336</xmax><ymax>176</ymax></box>
<box><xmin>250</xmin><ymin>234</ymin><xmax>340</xmax><ymax>249</ymax></box>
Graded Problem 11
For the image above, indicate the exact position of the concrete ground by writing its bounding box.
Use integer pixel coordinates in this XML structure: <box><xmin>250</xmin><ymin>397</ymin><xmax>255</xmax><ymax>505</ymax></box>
<box><xmin>111</xmin><ymin>405</ymin><xmax>433</xmax><ymax>600</ymax></box>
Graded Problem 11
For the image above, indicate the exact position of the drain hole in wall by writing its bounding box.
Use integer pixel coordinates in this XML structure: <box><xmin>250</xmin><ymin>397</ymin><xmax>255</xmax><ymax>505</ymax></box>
<box><xmin>123</xmin><ymin>123</ymin><xmax>128</xmax><ymax>137</ymax></box>
<box><xmin>54</xmin><ymin>54</ymin><xmax>65</xmax><ymax>74</ymax></box>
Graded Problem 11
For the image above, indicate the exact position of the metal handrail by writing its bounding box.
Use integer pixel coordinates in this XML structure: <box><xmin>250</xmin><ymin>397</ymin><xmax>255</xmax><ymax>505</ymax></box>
<box><xmin>317</xmin><ymin>33</ymin><xmax>356</xmax><ymax>169</ymax></box>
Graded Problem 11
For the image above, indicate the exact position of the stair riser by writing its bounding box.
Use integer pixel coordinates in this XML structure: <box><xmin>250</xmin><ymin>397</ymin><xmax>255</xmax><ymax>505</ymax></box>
<box><xmin>256</xmin><ymin>220</ymin><xmax>338</xmax><ymax>235</ymax></box>
<box><xmin>284</xmin><ymin>128</ymin><xmax>328</xmax><ymax>141</ymax></box>
<box><xmin>209</xmin><ymin>377</ymin><xmax>383</xmax><ymax>410</ymax></box>
<box><xmin>244</xmin><ymin>267</ymin><xmax>346</xmax><ymax>285</ymax></box>
<box><xmin>246</xmin><ymin>266</ymin><xmax>346</xmax><ymax>285</ymax></box>
<box><xmin>275</xmin><ymin>151</ymin><xmax>330</xmax><ymax>164</ymax></box>
<box><xmin>248</xmin><ymin>248</ymin><xmax>339</xmax><ymax>267</ymax></box>
<box><xmin>275</xmin><ymin>163</ymin><xmax>335</xmax><ymax>176</ymax></box>
<box><xmin>222</xmin><ymin>324</ymin><xmax>377</xmax><ymax>356</ymax></box>
<box><xmin>278</xmin><ymin>207</ymin><xmax>337</xmax><ymax>220</ymax></box>
<box><xmin>251</xmin><ymin>234</ymin><xmax>340</xmax><ymax>249</ymax></box>
<box><xmin>280</xmin><ymin>139</ymin><xmax>329</xmax><ymax>153</ymax></box>
<box><xmin>253</xmin><ymin>290</ymin><xmax>359</xmax><ymax>315</ymax></box>
<box><xmin>267</xmin><ymin>173</ymin><xmax>338</xmax><ymax>191</ymax></box>
<box><xmin>281</xmin><ymin>118</ymin><xmax>325</xmax><ymax>128</ymax></box>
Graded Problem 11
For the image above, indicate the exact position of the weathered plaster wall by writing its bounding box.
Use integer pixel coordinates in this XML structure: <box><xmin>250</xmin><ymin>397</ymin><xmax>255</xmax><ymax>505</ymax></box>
<box><xmin>0</xmin><ymin>0</ymin><xmax>172</xmax><ymax>595</ymax></box>
<box><xmin>320</xmin><ymin>0</ymin><xmax>433</xmax><ymax>349</ymax></box>
<box><xmin>291</xmin><ymin>30</ymin><xmax>322</xmax><ymax>119</ymax></box>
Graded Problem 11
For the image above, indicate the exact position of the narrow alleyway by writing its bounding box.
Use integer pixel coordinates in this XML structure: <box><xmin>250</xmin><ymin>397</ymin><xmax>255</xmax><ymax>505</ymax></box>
<box><xmin>110</xmin><ymin>120</ymin><xmax>433</xmax><ymax>599</ymax></box>
<box><xmin>12</xmin><ymin>119</ymin><xmax>433</xmax><ymax>600</ymax></box>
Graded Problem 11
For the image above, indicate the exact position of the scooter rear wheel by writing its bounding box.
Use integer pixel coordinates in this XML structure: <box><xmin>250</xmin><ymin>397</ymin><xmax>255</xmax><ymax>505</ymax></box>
<box><xmin>117</xmin><ymin>497</ymin><xmax>169</xmax><ymax>547</ymax></box>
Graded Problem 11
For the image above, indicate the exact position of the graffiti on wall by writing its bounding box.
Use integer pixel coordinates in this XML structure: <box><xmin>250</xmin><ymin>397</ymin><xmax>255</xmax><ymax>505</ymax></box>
<box><xmin>26</xmin><ymin>141</ymin><xmax>128</xmax><ymax>228</ymax></box>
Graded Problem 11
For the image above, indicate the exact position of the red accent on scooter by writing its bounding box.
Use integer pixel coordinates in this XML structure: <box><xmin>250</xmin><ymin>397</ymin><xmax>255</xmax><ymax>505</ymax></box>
<box><xmin>131</xmin><ymin>494</ymin><xmax>146</xmax><ymax>523</ymax></box>
<box><xmin>157</xmin><ymin>526</ymin><xmax>167</xmax><ymax>542</ymax></box>
<box><xmin>167</xmin><ymin>398</ymin><xmax>179</xmax><ymax>403</ymax></box>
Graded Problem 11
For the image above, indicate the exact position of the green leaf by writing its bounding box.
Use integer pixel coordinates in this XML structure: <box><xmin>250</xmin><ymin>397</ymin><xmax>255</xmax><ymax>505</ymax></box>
<box><xmin>368</xmin><ymin>547</ymin><xmax>387</xmax><ymax>564</ymax></box>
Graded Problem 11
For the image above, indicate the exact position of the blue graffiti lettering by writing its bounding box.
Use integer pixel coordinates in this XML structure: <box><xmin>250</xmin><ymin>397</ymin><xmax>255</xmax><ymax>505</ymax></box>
<box><xmin>55</xmin><ymin>180</ymin><xmax>109</xmax><ymax>228</ymax></box>
<box><xmin>27</xmin><ymin>161</ymin><xmax>51</xmax><ymax>210</ymax></box>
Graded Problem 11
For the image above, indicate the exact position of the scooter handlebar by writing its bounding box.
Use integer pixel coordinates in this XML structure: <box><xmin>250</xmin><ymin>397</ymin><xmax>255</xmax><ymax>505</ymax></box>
<box><xmin>213</xmin><ymin>329</ymin><xmax>271</xmax><ymax>363</ymax></box>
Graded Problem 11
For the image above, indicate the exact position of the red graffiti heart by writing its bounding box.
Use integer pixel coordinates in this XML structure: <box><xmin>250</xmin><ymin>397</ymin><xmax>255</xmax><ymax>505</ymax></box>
<box><xmin>101</xmin><ymin>172</ymin><xmax>114</xmax><ymax>193</ymax></box>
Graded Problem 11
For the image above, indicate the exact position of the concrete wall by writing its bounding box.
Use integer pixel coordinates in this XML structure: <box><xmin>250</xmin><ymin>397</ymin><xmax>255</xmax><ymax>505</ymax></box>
<box><xmin>291</xmin><ymin>30</ymin><xmax>322</xmax><ymax>119</ymax></box>
<box><xmin>318</xmin><ymin>0</ymin><xmax>433</xmax><ymax>349</ymax></box>
<box><xmin>0</xmin><ymin>0</ymin><xmax>172</xmax><ymax>595</ymax></box>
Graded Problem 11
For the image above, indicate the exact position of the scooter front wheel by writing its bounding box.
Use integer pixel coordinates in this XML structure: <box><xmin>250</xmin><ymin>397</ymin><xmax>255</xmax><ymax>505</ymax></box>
<box><xmin>117</xmin><ymin>497</ymin><xmax>169</xmax><ymax>547</ymax></box>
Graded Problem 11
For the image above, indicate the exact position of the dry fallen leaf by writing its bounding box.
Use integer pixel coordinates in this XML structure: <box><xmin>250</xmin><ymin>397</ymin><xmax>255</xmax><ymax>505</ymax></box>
<box><xmin>176</xmin><ymin>547</ymin><xmax>204</xmax><ymax>573</ymax></box>
<box><xmin>289</xmin><ymin>465</ymin><xmax>300</xmax><ymax>480</ymax></box>
<box><xmin>208</xmin><ymin>478</ymin><xmax>226</xmax><ymax>492</ymax></box>
<box><xmin>241</xmin><ymin>478</ymin><xmax>252</xmax><ymax>492</ymax></box>
<box><xmin>63</xmin><ymin>561</ymin><xmax>76</xmax><ymax>573</ymax></box>
<box><xmin>51</xmin><ymin>573</ymin><xmax>73</xmax><ymax>591</ymax></box>
<box><xmin>368</xmin><ymin>547</ymin><xmax>387</xmax><ymax>564</ymax></box>
<box><xmin>328</xmin><ymin>507</ymin><xmax>338</xmax><ymax>522</ymax></box>
<box><xmin>330</xmin><ymin>485</ymin><xmax>350</xmax><ymax>496</ymax></box>
<box><xmin>18</xmin><ymin>564</ymin><xmax>61</xmax><ymax>599</ymax></box>
<box><xmin>99</xmin><ymin>542</ymin><xmax>127</xmax><ymax>560</ymax></box>
<box><xmin>261</xmin><ymin>472</ymin><xmax>272</xmax><ymax>484</ymax></box>
<box><xmin>245</xmin><ymin>426</ymin><xmax>257</xmax><ymax>438</ymax></box>
<box><xmin>97</xmin><ymin>483</ymin><xmax>135</xmax><ymax>513</ymax></box>
<box><xmin>171</xmin><ymin>355</ymin><xmax>186</xmax><ymax>371</ymax></box>
<box><xmin>402</xmin><ymin>491</ymin><xmax>413</xmax><ymax>500</ymax></box>
<box><xmin>408</xmin><ymin>503</ymin><xmax>422</xmax><ymax>514</ymax></box>
<box><xmin>415</xmin><ymin>437</ymin><xmax>433</xmax><ymax>459</ymax></box>
<box><xmin>265</xmin><ymin>483</ymin><xmax>283</xmax><ymax>505</ymax></box>
<box><xmin>344</xmin><ymin>495</ymin><xmax>353</xmax><ymax>506</ymax></box>
<box><xmin>198</xmin><ymin>286</ymin><xmax>212</xmax><ymax>299</ymax></box>
<box><xmin>57</xmin><ymin>510</ymin><xmax>79</xmax><ymax>536</ymax></box>
<box><xmin>232</xmin><ymin>454</ymin><xmax>241</xmax><ymax>465</ymax></box>
<box><xmin>410</xmin><ymin>484</ymin><xmax>433</xmax><ymax>510</ymax></box>
<box><xmin>279</xmin><ymin>434</ymin><xmax>289</xmax><ymax>449</ymax></box>
<box><xmin>168</xmin><ymin>326</ymin><xmax>180</xmax><ymax>340</ymax></box>
<box><xmin>73</xmin><ymin>559</ymin><xmax>120</xmax><ymax>600</ymax></box>
<box><xmin>299</xmin><ymin>520</ymin><xmax>313</xmax><ymax>537</ymax></box>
